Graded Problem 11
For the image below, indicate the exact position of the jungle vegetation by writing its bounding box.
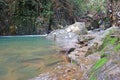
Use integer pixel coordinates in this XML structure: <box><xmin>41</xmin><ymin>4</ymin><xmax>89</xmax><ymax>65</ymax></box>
<box><xmin>0</xmin><ymin>0</ymin><xmax>117</xmax><ymax>35</ymax></box>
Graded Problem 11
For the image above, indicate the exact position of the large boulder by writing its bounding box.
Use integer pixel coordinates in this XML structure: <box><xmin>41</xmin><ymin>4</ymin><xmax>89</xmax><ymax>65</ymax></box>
<box><xmin>46</xmin><ymin>29</ymin><xmax>66</xmax><ymax>41</ymax></box>
<box><xmin>46</xmin><ymin>29</ymin><xmax>79</xmax><ymax>51</ymax></box>
<box><xmin>55</xmin><ymin>32</ymin><xmax>79</xmax><ymax>49</ymax></box>
<box><xmin>46</xmin><ymin>22</ymin><xmax>88</xmax><ymax>41</ymax></box>
<box><xmin>65</xmin><ymin>22</ymin><xmax>87</xmax><ymax>35</ymax></box>
<box><xmin>46</xmin><ymin>22</ymin><xmax>88</xmax><ymax>51</ymax></box>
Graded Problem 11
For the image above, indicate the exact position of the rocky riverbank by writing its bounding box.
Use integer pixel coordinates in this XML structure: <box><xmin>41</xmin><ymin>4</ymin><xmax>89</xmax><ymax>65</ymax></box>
<box><xmin>30</xmin><ymin>22</ymin><xmax>120</xmax><ymax>80</ymax></box>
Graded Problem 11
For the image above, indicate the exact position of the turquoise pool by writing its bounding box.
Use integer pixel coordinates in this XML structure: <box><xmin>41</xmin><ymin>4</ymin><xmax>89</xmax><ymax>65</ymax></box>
<box><xmin>0</xmin><ymin>35</ymin><xmax>61</xmax><ymax>80</ymax></box>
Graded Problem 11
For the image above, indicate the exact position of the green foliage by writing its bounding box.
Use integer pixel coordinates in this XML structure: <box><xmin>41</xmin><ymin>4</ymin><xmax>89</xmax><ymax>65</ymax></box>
<box><xmin>40</xmin><ymin>1</ymin><xmax>53</xmax><ymax>18</ymax></box>
<box><xmin>69</xmin><ymin>0</ymin><xmax>87</xmax><ymax>16</ymax></box>
<box><xmin>87</xmin><ymin>0</ymin><xmax>106</xmax><ymax>12</ymax></box>
<box><xmin>0</xmin><ymin>0</ymin><xmax>108</xmax><ymax>35</ymax></box>
<box><xmin>11</xmin><ymin>0</ymin><xmax>40</xmax><ymax>34</ymax></box>
<box><xmin>68</xmin><ymin>0</ymin><xmax>106</xmax><ymax>17</ymax></box>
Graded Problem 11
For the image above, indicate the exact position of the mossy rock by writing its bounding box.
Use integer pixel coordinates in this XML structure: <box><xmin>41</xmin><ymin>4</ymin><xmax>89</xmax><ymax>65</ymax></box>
<box><xmin>88</xmin><ymin>58</ymin><xmax>108</xmax><ymax>80</ymax></box>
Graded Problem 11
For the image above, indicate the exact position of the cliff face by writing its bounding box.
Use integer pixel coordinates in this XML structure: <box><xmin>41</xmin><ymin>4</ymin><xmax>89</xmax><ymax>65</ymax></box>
<box><xmin>0</xmin><ymin>0</ymin><xmax>76</xmax><ymax>35</ymax></box>
<box><xmin>0</xmin><ymin>0</ymin><xmax>115</xmax><ymax>35</ymax></box>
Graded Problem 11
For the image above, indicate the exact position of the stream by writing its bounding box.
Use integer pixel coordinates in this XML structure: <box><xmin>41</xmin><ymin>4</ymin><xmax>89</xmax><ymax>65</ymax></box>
<box><xmin>0</xmin><ymin>35</ymin><xmax>62</xmax><ymax>80</ymax></box>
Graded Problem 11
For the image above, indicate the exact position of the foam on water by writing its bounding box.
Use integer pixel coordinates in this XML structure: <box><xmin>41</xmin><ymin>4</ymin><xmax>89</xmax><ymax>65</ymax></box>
<box><xmin>0</xmin><ymin>34</ymin><xmax>48</xmax><ymax>38</ymax></box>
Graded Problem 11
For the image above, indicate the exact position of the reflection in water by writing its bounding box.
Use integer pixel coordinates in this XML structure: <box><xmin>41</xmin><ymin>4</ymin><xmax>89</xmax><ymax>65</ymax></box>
<box><xmin>0</xmin><ymin>36</ymin><xmax>62</xmax><ymax>80</ymax></box>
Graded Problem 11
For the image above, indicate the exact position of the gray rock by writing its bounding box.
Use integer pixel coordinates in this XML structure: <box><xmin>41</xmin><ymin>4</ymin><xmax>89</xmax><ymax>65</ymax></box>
<box><xmin>55</xmin><ymin>32</ymin><xmax>79</xmax><ymax>50</ymax></box>
<box><xmin>46</xmin><ymin>29</ymin><xmax>80</xmax><ymax>51</ymax></box>
<box><xmin>46</xmin><ymin>22</ymin><xmax>88</xmax><ymax>51</ymax></box>
<box><xmin>85</xmin><ymin>26</ymin><xmax>119</xmax><ymax>56</ymax></box>
<box><xmin>65</xmin><ymin>22</ymin><xmax>87</xmax><ymax>35</ymax></box>
<box><xmin>46</xmin><ymin>29</ymin><xmax>66</xmax><ymax>41</ymax></box>
<box><xmin>29</xmin><ymin>73</ymin><xmax>53</xmax><ymax>80</ymax></box>
<box><xmin>31</xmin><ymin>26</ymin><xmax>120</xmax><ymax>80</ymax></box>
<box><xmin>78</xmin><ymin>34</ymin><xmax>94</xmax><ymax>42</ymax></box>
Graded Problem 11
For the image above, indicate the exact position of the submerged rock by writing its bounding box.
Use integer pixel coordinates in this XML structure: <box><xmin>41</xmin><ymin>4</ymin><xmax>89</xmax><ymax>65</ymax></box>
<box><xmin>29</xmin><ymin>73</ymin><xmax>52</xmax><ymax>80</ymax></box>
<box><xmin>30</xmin><ymin>63</ymin><xmax>84</xmax><ymax>80</ymax></box>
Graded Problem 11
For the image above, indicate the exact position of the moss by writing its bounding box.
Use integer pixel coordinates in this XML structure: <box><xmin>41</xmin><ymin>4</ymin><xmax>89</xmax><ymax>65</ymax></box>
<box><xmin>114</xmin><ymin>43</ymin><xmax>120</xmax><ymax>52</ymax></box>
<box><xmin>100</xmin><ymin>33</ymin><xmax>119</xmax><ymax>57</ymax></box>
<box><xmin>101</xmin><ymin>36</ymin><xmax>117</xmax><ymax>49</ymax></box>
<box><xmin>89</xmin><ymin>29</ymin><xmax>120</xmax><ymax>80</ymax></box>
<box><xmin>89</xmin><ymin>58</ymin><xmax>108</xmax><ymax>80</ymax></box>
<box><xmin>100</xmin><ymin>53</ymin><xmax>107</xmax><ymax>58</ymax></box>
<box><xmin>92</xmin><ymin>58</ymin><xmax>108</xmax><ymax>71</ymax></box>
<box><xmin>91</xmin><ymin>31</ymin><xmax>120</xmax><ymax>79</ymax></box>
<box><xmin>90</xmin><ymin>76</ymin><xmax>97</xmax><ymax>80</ymax></box>
<box><xmin>71</xmin><ymin>60</ymin><xmax>77</xmax><ymax>65</ymax></box>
